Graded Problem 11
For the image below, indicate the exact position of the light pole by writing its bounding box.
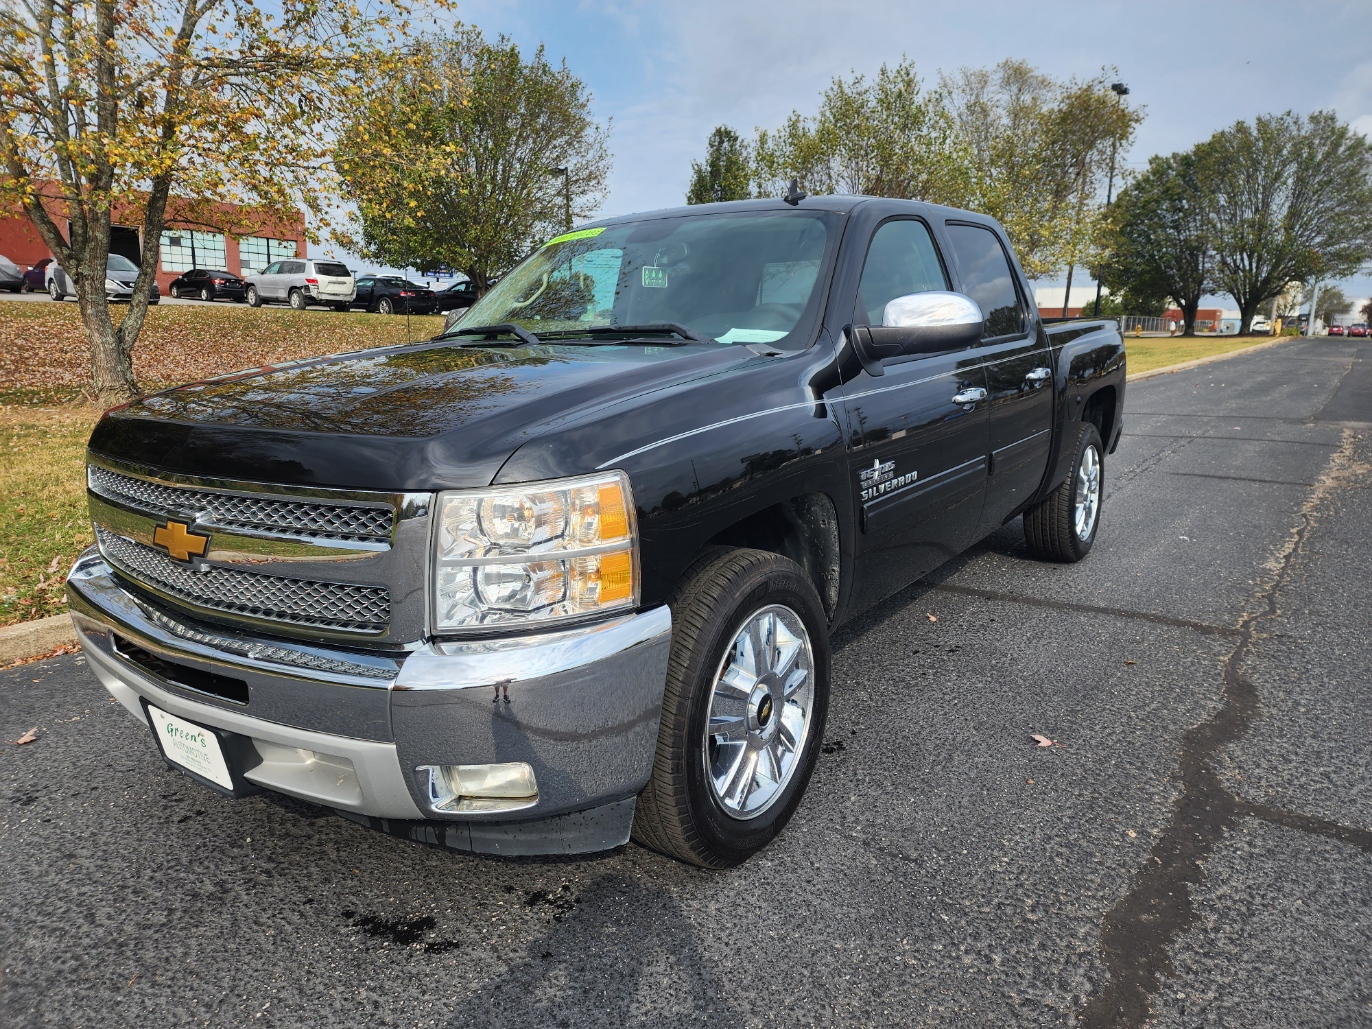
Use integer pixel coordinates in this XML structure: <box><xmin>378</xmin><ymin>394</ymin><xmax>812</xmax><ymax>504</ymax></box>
<box><xmin>548</xmin><ymin>166</ymin><xmax>571</xmax><ymax>232</ymax></box>
<box><xmin>1093</xmin><ymin>81</ymin><xmax>1130</xmax><ymax>319</ymax></box>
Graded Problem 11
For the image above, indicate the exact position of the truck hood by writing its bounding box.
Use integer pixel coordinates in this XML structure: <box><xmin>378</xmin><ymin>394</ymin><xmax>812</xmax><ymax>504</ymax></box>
<box><xmin>89</xmin><ymin>339</ymin><xmax>752</xmax><ymax>490</ymax></box>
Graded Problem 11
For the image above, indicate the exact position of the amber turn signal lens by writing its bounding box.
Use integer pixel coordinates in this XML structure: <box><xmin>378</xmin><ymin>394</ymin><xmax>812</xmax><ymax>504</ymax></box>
<box><xmin>598</xmin><ymin>550</ymin><xmax>633</xmax><ymax>603</ymax></box>
<box><xmin>598</xmin><ymin>484</ymin><xmax>629</xmax><ymax>540</ymax></box>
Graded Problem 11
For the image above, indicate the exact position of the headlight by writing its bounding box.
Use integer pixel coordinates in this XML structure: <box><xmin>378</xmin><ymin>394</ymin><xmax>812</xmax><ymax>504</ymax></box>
<box><xmin>432</xmin><ymin>471</ymin><xmax>637</xmax><ymax>631</ymax></box>
<box><xmin>104</xmin><ymin>278</ymin><xmax>119</xmax><ymax>291</ymax></box>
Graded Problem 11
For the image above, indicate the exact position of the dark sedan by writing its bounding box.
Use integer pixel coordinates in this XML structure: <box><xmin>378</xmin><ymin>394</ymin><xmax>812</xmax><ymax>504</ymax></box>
<box><xmin>22</xmin><ymin>257</ymin><xmax>51</xmax><ymax>292</ymax></box>
<box><xmin>352</xmin><ymin>274</ymin><xmax>437</xmax><ymax>315</ymax></box>
<box><xmin>169</xmin><ymin>268</ymin><xmax>246</xmax><ymax>302</ymax></box>
<box><xmin>432</xmin><ymin>279</ymin><xmax>479</xmax><ymax>313</ymax></box>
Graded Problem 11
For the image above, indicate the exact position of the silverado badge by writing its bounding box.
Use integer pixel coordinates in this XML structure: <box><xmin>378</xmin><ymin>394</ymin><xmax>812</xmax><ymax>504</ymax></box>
<box><xmin>859</xmin><ymin>458</ymin><xmax>918</xmax><ymax>502</ymax></box>
<box><xmin>153</xmin><ymin>520</ymin><xmax>210</xmax><ymax>562</ymax></box>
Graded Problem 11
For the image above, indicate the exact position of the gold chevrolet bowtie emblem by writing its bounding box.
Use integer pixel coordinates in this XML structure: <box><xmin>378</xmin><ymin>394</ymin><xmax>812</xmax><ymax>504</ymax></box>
<box><xmin>153</xmin><ymin>520</ymin><xmax>210</xmax><ymax>562</ymax></box>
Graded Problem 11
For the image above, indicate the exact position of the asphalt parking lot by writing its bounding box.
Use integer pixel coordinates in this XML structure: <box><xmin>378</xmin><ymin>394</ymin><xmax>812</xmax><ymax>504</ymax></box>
<box><xmin>2</xmin><ymin>339</ymin><xmax>1369</xmax><ymax>1028</ymax></box>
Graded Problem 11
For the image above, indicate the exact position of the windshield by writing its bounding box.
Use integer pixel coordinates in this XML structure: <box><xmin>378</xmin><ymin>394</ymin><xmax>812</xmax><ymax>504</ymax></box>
<box><xmin>107</xmin><ymin>255</ymin><xmax>139</xmax><ymax>274</ymax></box>
<box><xmin>456</xmin><ymin>210</ymin><xmax>841</xmax><ymax>346</ymax></box>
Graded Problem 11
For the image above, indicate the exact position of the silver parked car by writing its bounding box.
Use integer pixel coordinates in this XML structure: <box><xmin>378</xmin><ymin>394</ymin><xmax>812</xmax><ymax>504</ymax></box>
<box><xmin>244</xmin><ymin>258</ymin><xmax>356</xmax><ymax>311</ymax></box>
<box><xmin>47</xmin><ymin>254</ymin><xmax>160</xmax><ymax>303</ymax></box>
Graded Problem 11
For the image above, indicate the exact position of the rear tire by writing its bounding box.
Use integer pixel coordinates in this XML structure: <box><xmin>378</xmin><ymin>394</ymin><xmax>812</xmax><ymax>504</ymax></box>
<box><xmin>632</xmin><ymin>548</ymin><xmax>830</xmax><ymax>868</ymax></box>
<box><xmin>1023</xmin><ymin>421</ymin><xmax>1103</xmax><ymax>563</ymax></box>
<box><xmin>170</xmin><ymin>285</ymin><xmax>180</xmax><ymax>299</ymax></box>
<box><xmin>288</xmin><ymin>288</ymin><xmax>307</xmax><ymax>311</ymax></box>
<box><xmin>377</xmin><ymin>296</ymin><xmax>394</xmax><ymax>315</ymax></box>
<box><xmin>199</xmin><ymin>286</ymin><xmax>212</xmax><ymax>302</ymax></box>
<box><xmin>246</xmin><ymin>285</ymin><xmax>261</xmax><ymax>308</ymax></box>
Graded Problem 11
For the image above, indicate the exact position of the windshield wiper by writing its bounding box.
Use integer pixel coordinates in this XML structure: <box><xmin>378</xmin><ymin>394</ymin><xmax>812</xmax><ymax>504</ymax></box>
<box><xmin>536</xmin><ymin>323</ymin><xmax>707</xmax><ymax>344</ymax></box>
<box><xmin>440</xmin><ymin>323</ymin><xmax>542</xmax><ymax>346</ymax></box>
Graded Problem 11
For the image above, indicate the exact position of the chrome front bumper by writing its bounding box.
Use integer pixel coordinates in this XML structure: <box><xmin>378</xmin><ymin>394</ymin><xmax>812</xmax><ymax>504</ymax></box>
<box><xmin>66</xmin><ymin>550</ymin><xmax>672</xmax><ymax>855</ymax></box>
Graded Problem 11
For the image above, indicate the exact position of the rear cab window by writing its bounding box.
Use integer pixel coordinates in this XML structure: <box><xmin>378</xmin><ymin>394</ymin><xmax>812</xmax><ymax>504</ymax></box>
<box><xmin>314</xmin><ymin>262</ymin><xmax>351</xmax><ymax>278</ymax></box>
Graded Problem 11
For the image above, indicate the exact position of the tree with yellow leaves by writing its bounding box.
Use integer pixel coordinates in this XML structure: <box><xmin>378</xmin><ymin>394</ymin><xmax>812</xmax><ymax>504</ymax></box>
<box><xmin>0</xmin><ymin>0</ymin><xmax>445</xmax><ymax>404</ymax></box>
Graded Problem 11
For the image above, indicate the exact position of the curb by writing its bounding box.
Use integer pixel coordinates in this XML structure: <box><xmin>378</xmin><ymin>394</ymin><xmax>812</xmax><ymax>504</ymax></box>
<box><xmin>1127</xmin><ymin>336</ymin><xmax>1294</xmax><ymax>383</ymax></box>
<box><xmin>0</xmin><ymin>612</ymin><xmax>79</xmax><ymax>666</ymax></box>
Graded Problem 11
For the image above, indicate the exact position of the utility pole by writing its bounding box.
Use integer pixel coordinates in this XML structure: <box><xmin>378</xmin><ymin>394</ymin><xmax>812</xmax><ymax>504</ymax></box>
<box><xmin>548</xmin><ymin>167</ymin><xmax>571</xmax><ymax>232</ymax></box>
<box><xmin>1306</xmin><ymin>281</ymin><xmax>1321</xmax><ymax>337</ymax></box>
<box><xmin>1093</xmin><ymin>82</ymin><xmax>1130</xmax><ymax>318</ymax></box>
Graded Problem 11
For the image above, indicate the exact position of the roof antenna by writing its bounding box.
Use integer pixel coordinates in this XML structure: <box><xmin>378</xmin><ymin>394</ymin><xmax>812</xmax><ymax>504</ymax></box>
<box><xmin>782</xmin><ymin>178</ymin><xmax>807</xmax><ymax>206</ymax></box>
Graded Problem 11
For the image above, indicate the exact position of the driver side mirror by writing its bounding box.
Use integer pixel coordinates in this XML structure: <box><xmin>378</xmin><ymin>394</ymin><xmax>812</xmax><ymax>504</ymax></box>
<box><xmin>851</xmin><ymin>291</ymin><xmax>984</xmax><ymax>374</ymax></box>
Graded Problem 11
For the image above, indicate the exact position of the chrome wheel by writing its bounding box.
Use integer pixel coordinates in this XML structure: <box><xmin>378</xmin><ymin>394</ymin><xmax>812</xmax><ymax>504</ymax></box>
<box><xmin>1075</xmin><ymin>444</ymin><xmax>1101</xmax><ymax>540</ymax></box>
<box><xmin>703</xmin><ymin>604</ymin><xmax>815</xmax><ymax>820</ymax></box>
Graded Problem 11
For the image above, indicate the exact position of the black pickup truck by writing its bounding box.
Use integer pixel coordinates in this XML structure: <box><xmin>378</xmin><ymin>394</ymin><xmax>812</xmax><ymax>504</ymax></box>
<box><xmin>67</xmin><ymin>196</ymin><xmax>1125</xmax><ymax>868</ymax></box>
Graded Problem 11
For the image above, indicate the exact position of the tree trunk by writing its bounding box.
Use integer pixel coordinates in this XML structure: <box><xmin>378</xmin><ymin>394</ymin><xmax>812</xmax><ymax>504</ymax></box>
<box><xmin>1181</xmin><ymin>296</ymin><xmax>1201</xmax><ymax>337</ymax></box>
<box><xmin>1238</xmin><ymin>301</ymin><xmax>1259</xmax><ymax>336</ymax></box>
<box><xmin>77</xmin><ymin>277</ymin><xmax>137</xmax><ymax>405</ymax></box>
<box><xmin>1061</xmin><ymin>264</ymin><xmax>1075</xmax><ymax>319</ymax></box>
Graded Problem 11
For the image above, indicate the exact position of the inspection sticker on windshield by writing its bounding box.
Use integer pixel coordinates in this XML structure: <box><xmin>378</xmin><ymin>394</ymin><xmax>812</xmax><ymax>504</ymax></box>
<box><xmin>148</xmin><ymin>705</ymin><xmax>233</xmax><ymax>790</ymax></box>
<box><xmin>642</xmin><ymin>266</ymin><xmax>668</xmax><ymax>288</ymax></box>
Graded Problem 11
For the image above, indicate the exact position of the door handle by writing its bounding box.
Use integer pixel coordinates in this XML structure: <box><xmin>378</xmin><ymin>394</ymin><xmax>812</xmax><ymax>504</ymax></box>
<box><xmin>1025</xmin><ymin>367</ymin><xmax>1052</xmax><ymax>383</ymax></box>
<box><xmin>951</xmin><ymin>387</ymin><xmax>988</xmax><ymax>405</ymax></box>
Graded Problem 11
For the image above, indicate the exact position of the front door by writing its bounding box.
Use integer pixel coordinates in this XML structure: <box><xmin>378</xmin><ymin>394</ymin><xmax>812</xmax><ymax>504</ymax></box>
<box><xmin>836</xmin><ymin>218</ymin><xmax>991</xmax><ymax>611</ymax></box>
<box><xmin>354</xmin><ymin>276</ymin><xmax>374</xmax><ymax>308</ymax></box>
<box><xmin>943</xmin><ymin>222</ymin><xmax>1055</xmax><ymax>532</ymax></box>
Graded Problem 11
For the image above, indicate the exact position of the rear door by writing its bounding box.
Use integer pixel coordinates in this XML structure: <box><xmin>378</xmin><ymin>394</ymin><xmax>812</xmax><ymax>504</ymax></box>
<box><xmin>944</xmin><ymin>222</ymin><xmax>1054</xmax><ymax>533</ymax></box>
<box><xmin>835</xmin><ymin>217</ymin><xmax>990</xmax><ymax>610</ymax></box>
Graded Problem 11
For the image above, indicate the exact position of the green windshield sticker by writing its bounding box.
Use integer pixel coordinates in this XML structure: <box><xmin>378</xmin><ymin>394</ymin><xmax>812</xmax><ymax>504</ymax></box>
<box><xmin>642</xmin><ymin>266</ymin><xmax>668</xmax><ymax>288</ymax></box>
<box><xmin>541</xmin><ymin>227</ymin><xmax>606</xmax><ymax>248</ymax></box>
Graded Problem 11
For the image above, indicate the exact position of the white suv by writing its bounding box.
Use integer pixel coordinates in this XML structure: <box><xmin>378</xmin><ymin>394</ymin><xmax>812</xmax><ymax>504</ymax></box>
<box><xmin>245</xmin><ymin>259</ymin><xmax>356</xmax><ymax>311</ymax></box>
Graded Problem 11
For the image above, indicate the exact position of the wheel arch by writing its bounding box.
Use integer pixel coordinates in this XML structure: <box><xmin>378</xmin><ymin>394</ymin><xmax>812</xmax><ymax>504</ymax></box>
<box><xmin>702</xmin><ymin>492</ymin><xmax>841</xmax><ymax>623</ymax></box>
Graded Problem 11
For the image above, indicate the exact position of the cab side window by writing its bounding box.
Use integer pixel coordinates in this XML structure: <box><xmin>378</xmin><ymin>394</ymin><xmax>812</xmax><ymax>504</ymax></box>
<box><xmin>854</xmin><ymin>219</ymin><xmax>948</xmax><ymax>327</ymax></box>
<box><xmin>945</xmin><ymin>223</ymin><xmax>1025</xmax><ymax>339</ymax></box>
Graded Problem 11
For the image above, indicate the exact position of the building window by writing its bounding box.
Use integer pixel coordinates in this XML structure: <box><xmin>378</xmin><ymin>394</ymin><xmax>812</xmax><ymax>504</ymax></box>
<box><xmin>239</xmin><ymin>236</ymin><xmax>298</xmax><ymax>276</ymax></box>
<box><xmin>160</xmin><ymin>230</ymin><xmax>227</xmax><ymax>273</ymax></box>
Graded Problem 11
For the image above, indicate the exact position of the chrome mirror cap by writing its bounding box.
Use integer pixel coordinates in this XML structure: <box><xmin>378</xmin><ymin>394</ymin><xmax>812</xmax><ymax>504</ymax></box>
<box><xmin>883</xmin><ymin>291</ymin><xmax>983</xmax><ymax>330</ymax></box>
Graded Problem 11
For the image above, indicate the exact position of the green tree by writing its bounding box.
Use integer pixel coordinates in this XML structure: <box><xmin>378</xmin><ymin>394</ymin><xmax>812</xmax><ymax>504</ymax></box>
<box><xmin>0</xmin><ymin>0</ymin><xmax>422</xmax><ymax>404</ymax></box>
<box><xmin>942</xmin><ymin>60</ymin><xmax>1142</xmax><ymax>281</ymax></box>
<box><xmin>1202</xmin><ymin>111</ymin><xmax>1372</xmax><ymax>334</ymax></box>
<box><xmin>1101</xmin><ymin>150</ymin><xmax>1213</xmax><ymax>335</ymax></box>
<box><xmin>686</xmin><ymin>126</ymin><xmax>753</xmax><ymax>204</ymax></box>
<box><xmin>337</xmin><ymin>30</ymin><xmax>611</xmax><ymax>295</ymax></box>
<box><xmin>752</xmin><ymin>59</ymin><xmax>975</xmax><ymax>208</ymax></box>
<box><xmin>1307</xmin><ymin>284</ymin><xmax>1352</xmax><ymax>326</ymax></box>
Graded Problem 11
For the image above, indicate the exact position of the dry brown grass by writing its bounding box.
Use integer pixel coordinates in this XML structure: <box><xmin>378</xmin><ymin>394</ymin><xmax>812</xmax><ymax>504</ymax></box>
<box><xmin>0</xmin><ymin>300</ymin><xmax>445</xmax><ymax>403</ymax></box>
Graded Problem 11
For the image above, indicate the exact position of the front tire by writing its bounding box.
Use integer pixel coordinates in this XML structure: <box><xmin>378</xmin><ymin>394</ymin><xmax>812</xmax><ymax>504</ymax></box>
<box><xmin>48</xmin><ymin>279</ymin><xmax>62</xmax><ymax>301</ymax></box>
<box><xmin>246</xmin><ymin>285</ymin><xmax>261</xmax><ymax>307</ymax></box>
<box><xmin>633</xmin><ymin>548</ymin><xmax>830</xmax><ymax>868</ymax></box>
<box><xmin>1024</xmin><ymin>421</ymin><xmax>1103</xmax><ymax>562</ymax></box>
<box><xmin>170</xmin><ymin>285</ymin><xmax>180</xmax><ymax>299</ymax></box>
<box><xmin>288</xmin><ymin>288</ymin><xmax>307</xmax><ymax>311</ymax></box>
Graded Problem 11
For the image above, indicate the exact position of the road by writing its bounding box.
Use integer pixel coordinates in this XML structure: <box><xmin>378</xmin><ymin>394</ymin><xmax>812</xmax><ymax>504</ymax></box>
<box><xmin>2</xmin><ymin>339</ymin><xmax>1369</xmax><ymax>1029</ymax></box>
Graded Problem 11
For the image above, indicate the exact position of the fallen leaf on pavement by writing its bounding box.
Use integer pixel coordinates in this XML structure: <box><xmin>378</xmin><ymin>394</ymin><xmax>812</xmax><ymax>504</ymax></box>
<box><xmin>1127</xmin><ymin>830</ymin><xmax>1138</xmax><ymax>838</ymax></box>
<box><xmin>10</xmin><ymin>727</ymin><xmax>39</xmax><ymax>745</ymax></box>
<box><xmin>1031</xmin><ymin>734</ymin><xmax>1065</xmax><ymax>748</ymax></box>
<box><xmin>1124</xmin><ymin>659</ymin><xmax>1136</xmax><ymax>665</ymax></box>
<box><xmin>926</xmin><ymin>613</ymin><xmax>938</xmax><ymax>622</ymax></box>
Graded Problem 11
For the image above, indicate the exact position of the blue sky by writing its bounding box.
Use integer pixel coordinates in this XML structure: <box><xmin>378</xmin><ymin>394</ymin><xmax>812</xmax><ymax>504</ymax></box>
<box><xmin>353</xmin><ymin>0</ymin><xmax>1372</xmax><ymax>301</ymax></box>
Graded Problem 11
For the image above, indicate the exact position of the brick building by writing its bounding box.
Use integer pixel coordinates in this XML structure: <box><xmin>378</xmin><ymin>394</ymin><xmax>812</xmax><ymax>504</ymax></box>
<box><xmin>0</xmin><ymin>189</ymin><xmax>306</xmax><ymax>291</ymax></box>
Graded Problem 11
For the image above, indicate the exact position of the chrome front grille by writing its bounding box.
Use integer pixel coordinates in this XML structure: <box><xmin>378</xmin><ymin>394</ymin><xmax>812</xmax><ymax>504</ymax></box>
<box><xmin>89</xmin><ymin>465</ymin><xmax>394</xmax><ymax>542</ymax></box>
<box><xmin>97</xmin><ymin>528</ymin><xmax>391</xmax><ymax>634</ymax></box>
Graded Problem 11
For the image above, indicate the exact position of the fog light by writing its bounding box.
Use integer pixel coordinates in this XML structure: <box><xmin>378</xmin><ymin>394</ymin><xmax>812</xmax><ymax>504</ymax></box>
<box><xmin>419</xmin><ymin>762</ymin><xmax>538</xmax><ymax>814</ymax></box>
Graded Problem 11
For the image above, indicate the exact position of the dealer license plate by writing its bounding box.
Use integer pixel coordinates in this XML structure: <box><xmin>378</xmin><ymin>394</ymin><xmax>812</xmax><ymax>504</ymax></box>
<box><xmin>147</xmin><ymin>705</ymin><xmax>234</xmax><ymax>790</ymax></box>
